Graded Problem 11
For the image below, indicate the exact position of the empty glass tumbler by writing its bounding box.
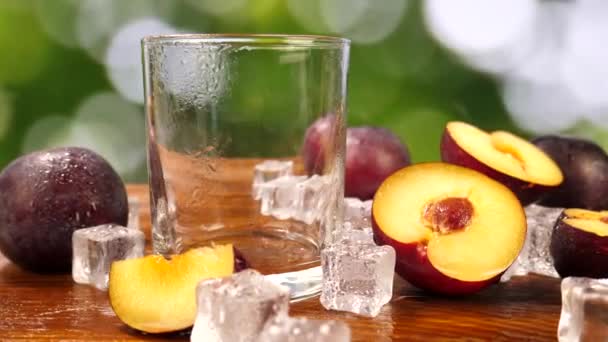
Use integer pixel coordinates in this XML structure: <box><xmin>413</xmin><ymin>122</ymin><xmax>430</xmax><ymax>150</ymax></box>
<box><xmin>142</xmin><ymin>34</ymin><xmax>350</xmax><ymax>299</ymax></box>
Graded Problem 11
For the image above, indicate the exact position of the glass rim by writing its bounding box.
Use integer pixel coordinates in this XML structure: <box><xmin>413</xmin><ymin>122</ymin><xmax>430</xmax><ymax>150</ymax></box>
<box><xmin>142</xmin><ymin>33</ymin><xmax>350</xmax><ymax>48</ymax></box>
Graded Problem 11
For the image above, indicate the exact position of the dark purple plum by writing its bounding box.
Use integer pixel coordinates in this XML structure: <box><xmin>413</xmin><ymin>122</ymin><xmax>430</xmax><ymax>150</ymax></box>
<box><xmin>302</xmin><ymin>117</ymin><xmax>411</xmax><ymax>200</ymax></box>
<box><xmin>344</xmin><ymin>127</ymin><xmax>410</xmax><ymax>200</ymax></box>
<box><xmin>302</xmin><ymin>115</ymin><xmax>339</xmax><ymax>175</ymax></box>
<box><xmin>0</xmin><ymin>147</ymin><xmax>128</xmax><ymax>272</ymax></box>
<box><xmin>532</xmin><ymin>135</ymin><xmax>608</xmax><ymax>209</ymax></box>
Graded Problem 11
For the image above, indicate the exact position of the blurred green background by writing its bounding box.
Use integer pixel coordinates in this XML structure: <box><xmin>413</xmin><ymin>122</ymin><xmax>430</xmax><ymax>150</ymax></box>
<box><xmin>1</xmin><ymin>0</ymin><xmax>606</xmax><ymax>182</ymax></box>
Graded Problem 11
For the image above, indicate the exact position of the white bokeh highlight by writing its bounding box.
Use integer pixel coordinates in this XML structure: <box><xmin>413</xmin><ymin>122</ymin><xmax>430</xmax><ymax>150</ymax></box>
<box><xmin>502</xmin><ymin>77</ymin><xmax>583</xmax><ymax>134</ymax></box>
<box><xmin>321</xmin><ymin>0</ymin><xmax>409</xmax><ymax>44</ymax></box>
<box><xmin>424</xmin><ymin>0</ymin><xmax>608</xmax><ymax>135</ymax></box>
<box><xmin>497</xmin><ymin>2</ymin><xmax>585</xmax><ymax>134</ymax></box>
<box><xmin>76</xmin><ymin>0</ymin><xmax>177</xmax><ymax>63</ymax></box>
<box><xmin>22</xmin><ymin>93</ymin><xmax>145</xmax><ymax>178</ymax></box>
<box><xmin>424</xmin><ymin>0</ymin><xmax>538</xmax><ymax>75</ymax></box>
<box><xmin>424</xmin><ymin>0</ymin><xmax>538</xmax><ymax>55</ymax></box>
<box><xmin>105</xmin><ymin>17</ymin><xmax>178</xmax><ymax>104</ymax></box>
<box><xmin>70</xmin><ymin>92</ymin><xmax>146</xmax><ymax>176</ymax></box>
<box><xmin>561</xmin><ymin>0</ymin><xmax>608</xmax><ymax>110</ymax></box>
<box><xmin>509</xmin><ymin>1</ymin><xmax>571</xmax><ymax>84</ymax></box>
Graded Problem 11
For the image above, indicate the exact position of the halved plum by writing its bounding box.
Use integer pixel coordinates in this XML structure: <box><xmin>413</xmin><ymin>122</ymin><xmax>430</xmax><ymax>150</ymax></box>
<box><xmin>372</xmin><ymin>163</ymin><xmax>527</xmax><ymax>295</ymax></box>
<box><xmin>551</xmin><ymin>209</ymin><xmax>608</xmax><ymax>278</ymax></box>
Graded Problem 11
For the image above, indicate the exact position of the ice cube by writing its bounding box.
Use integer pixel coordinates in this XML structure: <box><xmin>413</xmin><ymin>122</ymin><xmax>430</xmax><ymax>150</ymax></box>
<box><xmin>500</xmin><ymin>232</ymin><xmax>532</xmax><ymax>282</ymax></box>
<box><xmin>72</xmin><ymin>224</ymin><xmax>145</xmax><ymax>290</ymax></box>
<box><xmin>525</xmin><ymin>204</ymin><xmax>562</xmax><ymax>277</ymax></box>
<box><xmin>339</xmin><ymin>222</ymin><xmax>374</xmax><ymax>245</ymax></box>
<box><xmin>128</xmin><ymin>197</ymin><xmax>140</xmax><ymax>230</ymax></box>
<box><xmin>320</xmin><ymin>243</ymin><xmax>396</xmax><ymax>317</ymax></box>
<box><xmin>257</xmin><ymin>316</ymin><xmax>351</xmax><ymax>342</ymax></box>
<box><xmin>252</xmin><ymin>160</ymin><xmax>294</xmax><ymax>200</ymax></box>
<box><xmin>294</xmin><ymin>175</ymin><xmax>329</xmax><ymax>224</ymax></box>
<box><xmin>344</xmin><ymin>197</ymin><xmax>372</xmax><ymax>229</ymax></box>
<box><xmin>259</xmin><ymin>176</ymin><xmax>306</xmax><ymax>219</ymax></box>
<box><xmin>559</xmin><ymin>277</ymin><xmax>608</xmax><ymax>342</ymax></box>
<box><xmin>501</xmin><ymin>204</ymin><xmax>562</xmax><ymax>281</ymax></box>
<box><xmin>191</xmin><ymin>269</ymin><xmax>290</xmax><ymax>342</ymax></box>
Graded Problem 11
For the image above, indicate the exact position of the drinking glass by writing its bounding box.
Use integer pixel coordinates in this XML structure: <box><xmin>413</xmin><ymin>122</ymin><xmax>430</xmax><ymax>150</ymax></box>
<box><xmin>142</xmin><ymin>34</ymin><xmax>350</xmax><ymax>300</ymax></box>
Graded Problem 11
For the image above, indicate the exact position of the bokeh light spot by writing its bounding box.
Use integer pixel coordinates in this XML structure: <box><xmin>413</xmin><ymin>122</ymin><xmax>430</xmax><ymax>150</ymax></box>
<box><xmin>509</xmin><ymin>1</ymin><xmax>571</xmax><ymax>84</ymax></box>
<box><xmin>76</xmin><ymin>0</ymin><xmax>177</xmax><ymax>63</ymax></box>
<box><xmin>501</xmin><ymin>77</ymin><xmax>581</xmax><ymax>135</ymax></box>
<box><xmin>561</xmin><ymin>0</ymin><xmax>608</xmax><ymax>109</ymax></box>
<box><xmin>424</xmin><ymin>0</ymin><xmax>539</xmax><ymax>75</ymax></box>
<box><xmin>424</xmin><ymin>0</ymin><xmax>537</xmax><ymax>54</ymax></box>
<box><xmin>70</xmin><ymin>92</ymin><xmax>146</xmax><ymax>177</ymax></box>
<box><xmin>321</xmin><ymin>0</ymin><xmax>408</xmax><ymax>44</ymax></box>
<box><xmin>105</xmin><ymin>18</ymin><xmax>178</xmax><ymax>104</ymax></box>
<box><xmin>23</xmin><ymin>93</ymin><xmax>146</xmax><ymax>179</ymax></box>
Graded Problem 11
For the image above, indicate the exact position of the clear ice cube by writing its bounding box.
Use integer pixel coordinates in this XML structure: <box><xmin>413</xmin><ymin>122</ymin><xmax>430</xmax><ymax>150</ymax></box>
<box><xmin>72</xmin><ymin>224</ymin><xmax>145</xmax><ymax>290</ymax></box>
<box><xmin>501</xmin><ymin>204</ymin><xmax>562</xmax><ymax>282</ymax></box>
<box><xmin>259</xmin><ymin>176</ymin><xmax>306</xmax><ymax>219</ymax></box>
<box><xmin>559</xmin><ymin>277</ymin><xmax>608</xmax><ymax>342</ymax></box>
<box><xmin>321</xmin><ymin>243</ymin><xmax>396</xmax><ymax>317</ymax></box>
<box><xmin>252</xmin><ymin>160</ymin><xmax>294</xmax><ymax>200</ymax></box>
<box><xmin>191</xmin><ymin>269</ymin><xmax>290</xmax><ymax>342</ymax></box>
<box><xmin>344</xmin><ymin>197</ymin><xmax>372</xmax><ymax>229</ymax></box>
<box><xmin>339</xmin><ymin>222</ymin><xmax>374</xmax><ymax>245</ymax></box>
<box><xmin>294</xmin><ymin>175</ymin><xmax>329</xmax><ymax>224</ymax></box>
<box><xmin>128</xmin><ymin>197</ymin><xmax>140</xmax><ymax>230</ymax></box>
<box><xmin>257</xmin><ymin>316</ymin><xmax>351</xmax><ymax>342</ymax></box>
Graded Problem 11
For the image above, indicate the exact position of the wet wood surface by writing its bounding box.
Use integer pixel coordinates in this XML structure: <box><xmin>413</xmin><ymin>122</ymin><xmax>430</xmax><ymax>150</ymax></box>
<box><xmin>0</xmin><ymin>184</ymin><xmax>561</xmax><ymax>341</ymax></box>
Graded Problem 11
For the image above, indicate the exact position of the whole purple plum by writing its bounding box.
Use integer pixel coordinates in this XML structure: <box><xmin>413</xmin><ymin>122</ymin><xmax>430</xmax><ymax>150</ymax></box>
<box><xmin>344</xmin><ymin>127</ymin><xmax>411</xmax><ymax>200</ymax></box>
<box><xmin>0</xmin><ymin>147</ymin><xmax>128</xmax><ymax>272</ymax></box>
<box><xmin>302</xmin><ymin>115</ymin><xmax>339</xmax><ymax>175</ymax></box>
<box><xmin>303</xmin><ymin>116</ymin><xmax>410</xmax><ymax>200</ymax></box>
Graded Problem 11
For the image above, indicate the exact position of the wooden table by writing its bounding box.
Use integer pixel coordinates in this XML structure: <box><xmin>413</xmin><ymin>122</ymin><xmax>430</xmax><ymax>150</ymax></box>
<box><xmin>0</xmin><ymin>185</ymin><xmax>562</xmax><ymax>341</ymax></box>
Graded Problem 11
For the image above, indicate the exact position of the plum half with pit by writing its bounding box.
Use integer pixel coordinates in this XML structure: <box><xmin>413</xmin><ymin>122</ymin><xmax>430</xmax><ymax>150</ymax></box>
<box><xmin>0</xmin><ymin>147</ymin><xmax>129</xmax><ymax>272</ymax></box>
<box><xmin>532</xmin><ymin>135</ymin><xmax>608</xmax><ymax>210</ymax></box>
<box><xmin>372</xmin><ymin>163</ymin><xmax>526</xmax><ymax>295</ymax></box>
<box><xmin>302</xmin><ymin>116</ymin><xmax>411</xmax><ymax>200</ymax></box>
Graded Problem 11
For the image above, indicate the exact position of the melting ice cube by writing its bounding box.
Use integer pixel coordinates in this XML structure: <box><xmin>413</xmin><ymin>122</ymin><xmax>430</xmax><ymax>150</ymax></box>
<box><xmin>72</xmin><ymin>224</ymin><xmax>145</xmax><ymax>290</ymax></box>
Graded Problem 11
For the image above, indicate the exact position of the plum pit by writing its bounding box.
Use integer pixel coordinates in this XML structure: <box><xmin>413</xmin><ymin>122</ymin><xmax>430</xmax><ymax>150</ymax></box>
<box><xmin>423</xmin><ymin>197</ymin><xmax>474</xmax><ymax>234</ymax></box>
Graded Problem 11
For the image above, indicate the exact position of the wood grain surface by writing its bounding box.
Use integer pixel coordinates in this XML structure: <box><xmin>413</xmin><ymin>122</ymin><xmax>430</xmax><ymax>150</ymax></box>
<box><xmin>0</xmin><ymin>185</ymin><xmax>562</xmax><ymax>341</ymax></box>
